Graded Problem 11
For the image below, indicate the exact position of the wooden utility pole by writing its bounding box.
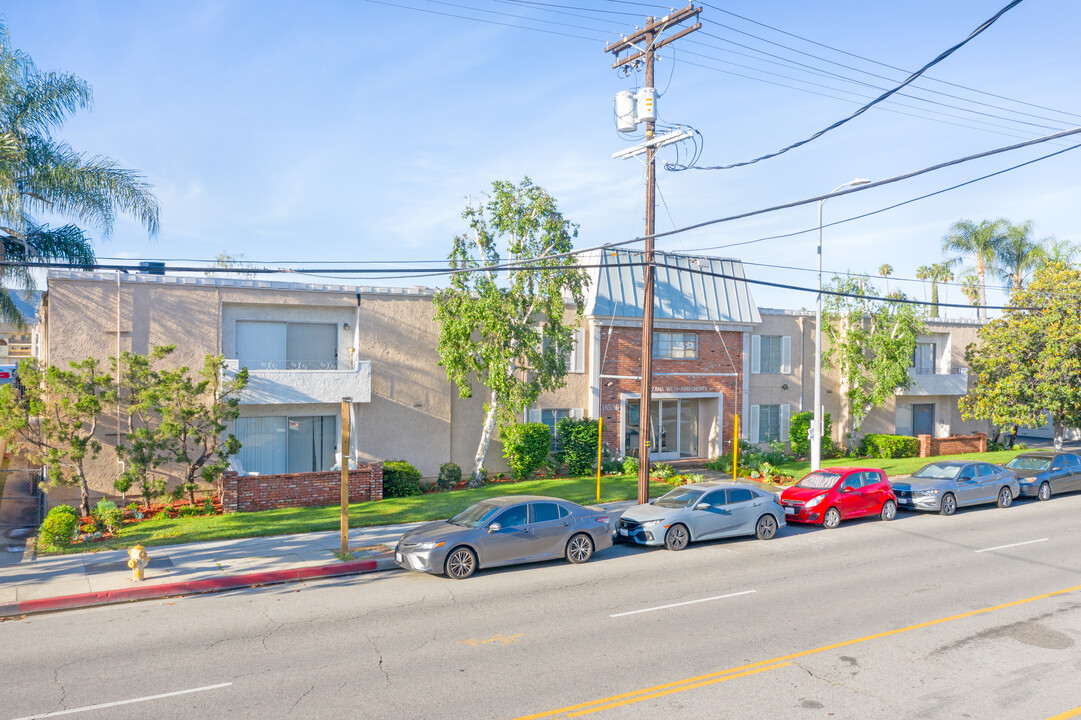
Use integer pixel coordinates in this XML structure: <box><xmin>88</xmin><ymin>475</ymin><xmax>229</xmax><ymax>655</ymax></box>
<box><xmin>606</xmin><ymin>6</ymin><xmax>701</xmax><ymax>505</ymax></box>
<box><xmin>340</xmin><ymin>397</ymin><xmax>352</xmax><ymax>556</ymax></box>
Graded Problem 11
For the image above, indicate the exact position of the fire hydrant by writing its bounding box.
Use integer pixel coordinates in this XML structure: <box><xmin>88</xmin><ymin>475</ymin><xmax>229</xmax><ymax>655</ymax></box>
<box><xmin>127</xmin><ymin>545</ymin><xmax>149</xmax><ymax>582</ymax></box>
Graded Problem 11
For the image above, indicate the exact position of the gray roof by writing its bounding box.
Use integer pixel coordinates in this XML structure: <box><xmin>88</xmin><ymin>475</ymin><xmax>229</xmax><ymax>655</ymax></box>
<box><xmin>584</xmin><ymin>250</ymin><xmax>760</xmax><ymax>325</ymax></box>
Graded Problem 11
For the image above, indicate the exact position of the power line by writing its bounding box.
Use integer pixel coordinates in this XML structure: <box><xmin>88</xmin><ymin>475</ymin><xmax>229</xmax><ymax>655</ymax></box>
<box><xmin>668</xmin><ymin>0</ymin><xmax>1027</xmax><ymax>171</ymax></box>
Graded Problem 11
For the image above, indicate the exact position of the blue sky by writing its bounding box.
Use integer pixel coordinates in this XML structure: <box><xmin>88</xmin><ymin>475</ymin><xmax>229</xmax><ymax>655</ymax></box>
<box><xmin>4</xmin><ymin>0</ymin><xmax>1080</xmax><ymax>312</ymax></box>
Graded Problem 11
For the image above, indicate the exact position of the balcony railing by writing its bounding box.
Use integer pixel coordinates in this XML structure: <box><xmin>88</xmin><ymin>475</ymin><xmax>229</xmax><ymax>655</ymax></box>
<box><xmin>899</xmin><ymin>366</ymin><xmax>968</xmax><ymax>396</ymax></box>
<box><xmin>223</xmin><ymin>358</ymin><xmax>371</xmax><ymax>405</ymax></box>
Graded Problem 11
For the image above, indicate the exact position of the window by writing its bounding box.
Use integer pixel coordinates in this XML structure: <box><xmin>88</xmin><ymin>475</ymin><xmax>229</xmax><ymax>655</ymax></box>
<box><xmin>541</xmin><ymin>408</ymin><xmax>572</xmax><ymax>450</ymax></box>
<box><xmin>495</xmin><ymin>505</ymin><xmax>528</xmax><ymax>528</ymax></box>
<box><xmin>653</xmin><ymin>332</ymin><xmax>697</xmax><ymax>359</ymax></box>
<box><xmin>235</xmin><ymin>414</ymin><xmax>337</xmax><ymax>475</ymax></box>
<box><xmin>751</xmin><ymin>335</ymin><xmax>791</xmax><ymax>374</ymax></box>
<box><xmin>759</xmin><ymin>405</ymin><xmax>781</xmax><ymax>443</ymax></box>
<box><xmin>701</xmin><ymin>489</ymin><xmax>727</xmax><ymax>507</ymax></box>
<box><xmin>531</xmin><ymin>502</ymin><xmax>563</xmax><ymax>523</ymax></box>
<box><xmin>728</xmin><ymin>488</ymin><xmax>753</xmax><ymax>503</ymax></box>
<box><xmin>760</xmin><ymin>336</ymin><xmax>783</xmax><ymax>373</ymax></box>
<box><xmin>912</xmin><ymin>342</ymin><xmax>936</xmax><ymax>374</ymax></box>
<box><xmin>236</xmin><ymin>321</ymin><xmax>338</xmax><ymax>370</ymax></box>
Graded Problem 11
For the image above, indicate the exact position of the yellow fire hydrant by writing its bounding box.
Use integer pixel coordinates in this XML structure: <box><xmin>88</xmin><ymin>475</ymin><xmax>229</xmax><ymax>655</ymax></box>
<box><xmin>127</xmin><ymin>545</ymin><xmax>149</xmax><ymax>582</ymax></box>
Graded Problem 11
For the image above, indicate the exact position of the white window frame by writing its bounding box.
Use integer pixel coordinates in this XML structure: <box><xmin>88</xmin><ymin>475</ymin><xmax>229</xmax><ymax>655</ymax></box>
<box><xmin>751</xmin><ymin>335</ymin><xmax>791</xmax><ymax>374</ymax></box>
<box><xmin>653</xmin><ymin>331</ymin><xmax>697</xmax><ymax>359</ymax></box>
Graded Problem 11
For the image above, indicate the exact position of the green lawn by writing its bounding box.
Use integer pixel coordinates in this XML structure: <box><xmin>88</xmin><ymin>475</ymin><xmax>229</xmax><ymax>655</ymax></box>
<box><xmin>43</xmin><ymin>474</ymin><xmax>673</xmax><ymax>555</ymax></box>
<box><xmin>772</xmin><ymin>449</ymin><xmax>1029</xmax><ymax>480</ymax></box>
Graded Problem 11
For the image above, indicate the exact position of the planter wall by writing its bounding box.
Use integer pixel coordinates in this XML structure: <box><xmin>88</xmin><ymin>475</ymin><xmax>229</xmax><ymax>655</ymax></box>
<box><xmin>220</xmin><ymin>463</ymin><xmax>384</xmax><ymax>513</ymax></box>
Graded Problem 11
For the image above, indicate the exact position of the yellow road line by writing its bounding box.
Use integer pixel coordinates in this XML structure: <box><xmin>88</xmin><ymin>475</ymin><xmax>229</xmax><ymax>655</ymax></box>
<box><xmin>512</xmin><ymin>582</ymin><xmax>1081</xmax><ymax>720</ymax></box>
<box><xmin>1046</xmin><ymin>706</ymin><xmax>1081</xmax><ymax>720</ymax></box>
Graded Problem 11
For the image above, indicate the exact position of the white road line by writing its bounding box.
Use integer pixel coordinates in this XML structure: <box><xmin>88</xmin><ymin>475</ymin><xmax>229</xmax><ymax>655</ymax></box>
<box><xmin>975</xmin><ymin>538</ymin><xmax>1049</xmax><ymax>553</ymax></box>
<box><xmin>610</xmin><ymin>590</ymin><xmax>756</xmax><ymax>618</ymax></box>
<box><xmin>9</xmin><ymin>683</ymin><xmax>233</xmax><ymax>720</ymax></box>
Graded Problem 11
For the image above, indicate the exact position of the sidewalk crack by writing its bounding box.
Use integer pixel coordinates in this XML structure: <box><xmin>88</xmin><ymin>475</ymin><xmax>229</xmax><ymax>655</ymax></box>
<box><xmin>287</xmin><ymin>684</ymin><xmax>314</xmax><ymax>715</ymax></box>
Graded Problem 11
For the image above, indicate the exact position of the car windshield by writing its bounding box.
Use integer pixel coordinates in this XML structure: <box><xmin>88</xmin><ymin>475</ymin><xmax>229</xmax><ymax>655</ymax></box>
<box><xmin>912</xmin><ymin>463</ymin><xmax>961</xmax><ymax>480</ymax></box>
<box><xmin>654</xmin><ymin>487</ymin><xmax>705</xmax><ymax>508</ymax></box>
<box><xmin>449</xmin><ymin>501</ymin><xmax>501</xmax><ymax>528</ymax></box>
<box><xmin>796</xmin><ymin>472</ymin><xmax>840</xmax><ymax>489</ymax></box>
<box><xmin>1005</xmin><ymin>456</ymin><xmax>1052</xmax><ymax>471</ymax></box>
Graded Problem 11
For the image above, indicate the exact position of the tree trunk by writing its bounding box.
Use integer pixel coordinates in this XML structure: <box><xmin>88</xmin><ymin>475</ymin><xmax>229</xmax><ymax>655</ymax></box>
<box><xmin>76</xmin><ymin>465</ymin><xmax>90</xmax><ymax>518</ymax></box>
<box><xmin>976</xmin><ymin>262</ymin><xmax>986</xmax><ymax>321</ymax></box>
<box><xmin>930</xmin><ymin>283</ymin><xmax>939</xmax><ymax>318</ymax></box>
<box><xmin>1054</xmin><ymin>421</ymin><xmax>1064</xmax><ymax>451</ymax></box>
<box><xmin>471</xmin><ymin>390</ymin><xmax>499</xmax><ymax>487</ymax></box>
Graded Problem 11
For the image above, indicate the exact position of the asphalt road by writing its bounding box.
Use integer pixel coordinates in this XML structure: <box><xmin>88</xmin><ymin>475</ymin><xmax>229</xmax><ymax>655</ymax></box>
<box><xmin>3</xmin><ymin>493</ymin><xmax>1081</xmax><ymax>720</ymax></box>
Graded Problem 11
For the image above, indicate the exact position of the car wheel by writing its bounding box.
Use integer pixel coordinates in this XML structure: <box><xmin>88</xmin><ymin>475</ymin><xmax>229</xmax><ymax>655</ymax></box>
<box><xmin>822</xmin><ymin>507</ymin><xmax>841</xmax><ymax>529</ymax></box>
<box><xmin>1038</xmin><ymin>482</ymin><xmax>1052</xmax><ymax>502</ymax></box>
<box><xmin>755</xmin><ymin>514</ymin><xmax>778</xmax><ymax>540</ymax></box>
<box><xmin>566</xmin><ymin>533</ymin><xmax>594</xmax><ymax>564</ymax></box>
<box><xmin>880</xmin><ymin>500</ymin><xmax>897</xmax><ymax>521</ymax></box>
<box><xmin>997</xmin><ymin>486</ymin><xmax>1013</xmax><ymax>508</ymax></box>
<box><xmin>444</xmin><ymin>547</ymin><xmax>477</xmax><ymax>579</ymax></box>
<box><xmin>664</xmin><ymin>523</ymin><xmax>690</xmax><ymax>551</ymax></box>
<box><xmin>939</xmin><ymin>493</ymin><xmax>956</xmax><ymax>516</ymax></box>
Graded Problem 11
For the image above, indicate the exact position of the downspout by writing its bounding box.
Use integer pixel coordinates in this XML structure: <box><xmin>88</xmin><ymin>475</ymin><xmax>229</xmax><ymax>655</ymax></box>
<box><xmin>116</xmin><ymin>271</ymin><xmax>125</xmax><ymax>491</ymax></box>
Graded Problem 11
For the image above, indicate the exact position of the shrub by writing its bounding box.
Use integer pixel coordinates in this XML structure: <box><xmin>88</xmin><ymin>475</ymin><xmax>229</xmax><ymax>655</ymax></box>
<box><xmin>383</xmin><ymin>460</ymin><xmax>423</xmax><ymax>498</ymax></box>
<box><xmin>652</xmin><ymin>462</ymin><xmax>676</xmax><ymax>480</ymax></box>
<box><xmin>437</xmin><ymin>462</ymin><xmax>462</xmax><ymax>490</ymax></box>
<box><xmin>556</xmin><ymin>418</ymin><xmax>600</xmax><ymax>476</ymax></box>
<box><xmin>621</xmin><ymin>456</ymin><xmax>639</xmax><ymax>475</ymax></box>
<box><xmin>788</xmin><ymin>412</ymin><xmax>832</xmax><ymax>457</ymax></box>
<box><xmin>860</xmin><ymin>434</ymin><xmax>920</xmax><ymax>459</ymax></box>
<box><xmin>39</xmin><ymin>506</ymin><xmax>79</xmax><ymax>548</ymax></box>
<box><xmin>501</xmin><ymin>423</ymin><xmax>552</xmax><ymax>480</ymax></box>
<box><xmin>177</xmin><ymin>506</ymin><xmax>199</xmax><ymax>518</ymax></box>
<box><xmin>203</xmin><ymin>497</ymin><xmax>215</xmax><ymax>515</ymax></box>
<box><xmin>601</xmin><ymin>457</ymin><xmax>623</xmax><ymax>474</ymax></box>
<box><xmin>92</xmin><ymin>500</ymin><xmax>123</xmax><ymax>533</ymax></box>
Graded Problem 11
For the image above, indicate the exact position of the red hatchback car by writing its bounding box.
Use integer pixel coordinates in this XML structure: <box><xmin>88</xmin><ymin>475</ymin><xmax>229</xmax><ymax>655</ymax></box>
<box><xmin>779</xmin><ymin>467</ymin><xmax>897</xmax><ymax>529</ymax></box>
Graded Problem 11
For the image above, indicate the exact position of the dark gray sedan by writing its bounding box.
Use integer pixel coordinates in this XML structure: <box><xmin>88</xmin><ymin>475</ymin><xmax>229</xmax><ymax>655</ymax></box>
<box><xmin>394</xmin><ymin>495</ymin><xmax>614</xmax><ymax>579</ymax></box>
<box><xmin>1005</xmin><ymin>452</ymin><xmax>1081</xmax><ymax>501</ymax></box>
<box><xmin>891</xmin><ymin>461</ymin><xmax>1019</xmax><ymax>515</ymax></box>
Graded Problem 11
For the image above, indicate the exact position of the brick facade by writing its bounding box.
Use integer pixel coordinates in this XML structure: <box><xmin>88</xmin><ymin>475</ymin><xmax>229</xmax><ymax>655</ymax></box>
<box><xmin>220</xmin><ymin>463</ymin><xmax>384</xmax><ymax>513</ymax></box>
<box><xmin>917</xmin><ymin>433</ymin><xmax>987</xmax><ymax>458</ymax></box>
<box><xmin>598</xmin><ymin>326</ymin><xmax>743</xmax><ymax>458</ymax></box>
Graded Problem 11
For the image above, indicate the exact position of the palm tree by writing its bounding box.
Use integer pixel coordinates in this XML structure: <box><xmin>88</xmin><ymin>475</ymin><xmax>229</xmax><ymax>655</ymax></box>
<box><xmin>1045</xmin><ymin>238</ymin><xmax>1078</xmax><ymax>265</ymax></box>
<box><xmin>961</xmin><ymin>273</ymin><xmax>981</xmax><ymax>319</ymax></box>
<box><xmin>996</xmin><ymin>220</ymin><xmax>1047</xmax><ymax>295</ymax></box>
<box><xmin>0</xmin><ymin>21</ymin><xmax>160</xmax><ymax>323</ymax></box>
<box><xmin>916</xmin><ymin>261</ymin><xmax>954</xmax><ymax>318</ymax></box>
<box><xmin>941</xmin><ymin>219</ymin><xmax>1007</xmax><ymax>320</ymax></box>
<box><xmin>878</xmin><ymin>263</ymin><xmax>893</xmax><ymax>295</ymax></box>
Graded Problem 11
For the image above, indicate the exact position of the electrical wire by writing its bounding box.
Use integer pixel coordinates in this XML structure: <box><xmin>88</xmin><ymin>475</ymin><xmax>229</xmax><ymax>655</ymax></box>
<box><xmin>667</xmin><ymin>0</ymin><xmax>1027</xmax><ymax>171</ymax></box>
<box><xmin>365</xmin><ymin>0</ymin><xmax>607</xmax><ymax>41</ymax></box>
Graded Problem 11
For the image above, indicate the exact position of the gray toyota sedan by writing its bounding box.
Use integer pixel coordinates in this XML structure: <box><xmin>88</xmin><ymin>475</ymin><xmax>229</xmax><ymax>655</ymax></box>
<box><xmin>1004</xmin><ymin>452</ymin><xmax>1081</xmax><ymax>500</ymax></box>
<box><xmin>891</xmin><ymin>461</ymin><xmax>1019</xmax><ymax>515</ymax></box>
<box><xmin>394</xmin><ymin>496</ymin><xmax>614</xmax><ymax>579</ymax></box>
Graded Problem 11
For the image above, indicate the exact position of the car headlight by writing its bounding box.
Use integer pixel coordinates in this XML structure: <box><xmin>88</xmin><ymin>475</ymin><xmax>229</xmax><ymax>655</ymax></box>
<box><xmin>641</xmin><ymin>519</ymin><xmax>666</xmax><ymax>528</ymax></box>
<box><xmin>414</xmin><ymin>541</ymin><xmax>446</xmax><ymax>550</ymax></box>
<box><xmin>915</xmin><ymin>489</ymin><xmax>940</xmax><ymax>498</ymax></box>
<box><xmin>804</xmin><ymin>494</ymin><xmax>827</xmax><ymax>509</ymax></box>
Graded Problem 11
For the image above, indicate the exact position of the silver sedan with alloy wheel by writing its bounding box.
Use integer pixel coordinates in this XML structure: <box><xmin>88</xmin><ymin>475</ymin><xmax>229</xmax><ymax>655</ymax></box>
<box><xmin>394</xmin><ymin>495</ymin><xmax>614</xmax><ymax>579</ymax></box>
<box><xmin>616</xmin><ymin>481</ymin><xmax>786</xmax><ymax>550</ymax></box>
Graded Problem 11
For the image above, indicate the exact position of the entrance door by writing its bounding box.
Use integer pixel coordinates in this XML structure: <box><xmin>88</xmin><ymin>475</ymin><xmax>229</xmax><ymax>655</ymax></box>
<box><xmin>650</xmin><ymin>400</ymin><xmax>679</xmax><ymax>460</ymax></box>
<box><xmin>912</xmin><ymin>404</ymin><xmax>935</xmax><ymax>436</ymax></box>
<box><xmin>624</xmin><ymin>398</ymin><xmax>703</xmax><ymax>460</ymax></box>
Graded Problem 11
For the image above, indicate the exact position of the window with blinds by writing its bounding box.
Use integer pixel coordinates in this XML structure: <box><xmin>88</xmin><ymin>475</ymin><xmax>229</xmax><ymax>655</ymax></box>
<box><xmin>236</xmin><ymin>321</ymin><xmax>338</xmax><ymax>370</ymax></box>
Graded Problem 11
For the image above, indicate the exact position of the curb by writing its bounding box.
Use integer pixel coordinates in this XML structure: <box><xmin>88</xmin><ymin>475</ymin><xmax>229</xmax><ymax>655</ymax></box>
<box><xmin>0</xmin><ymin>555</ymin><xmax>398</xmax><ymax>619</ymax></box>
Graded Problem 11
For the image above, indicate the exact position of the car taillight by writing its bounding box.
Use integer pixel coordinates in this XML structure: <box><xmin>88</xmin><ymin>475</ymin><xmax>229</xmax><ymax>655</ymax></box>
<box><xmin>596</xmin><ymin>516</ymin><xmax>609</xmax><ymax>524</ymax></box>
<box><xmin>0</xmin><ymin>372</ymin><xmax>9</xmax><ymax>379</ymax></box>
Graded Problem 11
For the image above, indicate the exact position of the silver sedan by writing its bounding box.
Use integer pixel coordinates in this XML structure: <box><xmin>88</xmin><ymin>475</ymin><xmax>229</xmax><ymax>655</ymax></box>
<box><xmin>394</xmin><ymin>495</ymin><xmax>614</xmax><ymax>579</ymax></box>
<box><xmin>1005</xmin><ymin>452</ymin><xmax>1081</xmax><ymax>500</ymax></box>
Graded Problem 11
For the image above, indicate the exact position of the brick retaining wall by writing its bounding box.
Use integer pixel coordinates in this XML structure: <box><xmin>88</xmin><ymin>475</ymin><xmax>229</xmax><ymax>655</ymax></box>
<box><xmin>917</xmin><ymin>433</ymin><xmax>987</xmax><ymax>458</ymax></box>
<box><xmin>220</xmin><ymin>463</ymin><xmax>384</xmax><ymax>513</ymax></box>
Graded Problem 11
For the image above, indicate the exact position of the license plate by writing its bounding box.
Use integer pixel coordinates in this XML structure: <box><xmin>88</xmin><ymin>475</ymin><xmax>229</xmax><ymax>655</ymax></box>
<box><xmin>784</xmin><ymin>507</ymin><xmax>795</xmax><ymax>515</ymax></box>
<box><xmin>619</xmin><ymin>528</ymin><xmax>629</xmax><ymax>537</ymax></box>
<box><xmin>395</xmin><ymin>552</ymin><xmax>402</xmax><ymax>562</ymax></box>
<box><xmin>897</xmin><ymin>498</ymin><xmax>909</xmax><ymax>504</ymax></box>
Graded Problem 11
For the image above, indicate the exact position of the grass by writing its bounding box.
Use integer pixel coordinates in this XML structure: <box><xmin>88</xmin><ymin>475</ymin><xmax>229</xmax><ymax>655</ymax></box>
<box><xmin>42</xmin><ymin>474</ymin><xmax>673</xmax><ymax>555</ymax></box>
<box><xmin>772</xmin><ymin>448</ymin><xmax>1030</xmax><ymax>480</ymax></box>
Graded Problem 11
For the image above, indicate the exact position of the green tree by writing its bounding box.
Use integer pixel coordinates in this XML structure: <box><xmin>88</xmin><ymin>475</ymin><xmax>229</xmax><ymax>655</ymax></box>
<box><xmin>433</xmin><ymin>178</ymin><xmax>588</xmax><ymax>486</ymax></box>
<box><xmin>960</xmin><ymin>262</ymin><xmax>1081</xmax><ymax>450</ymax></box>
<box><xmin>1045</xmin><ymin>238</ymin><xmax>1079</xmax><ymax>264</ymax></box>
<box><xmin>823</xmin><ymin>276</ymin><xmax>924</xmax><ymax>450</ymax></box>
<box><xmin>500</xmin><ymin>422</ymin><xmax>551</xmax><ymax>480</ymax></box>
<box><xmin>995</xmin><ymin>220</ymin><xmax>1047</xmax><ymax>295</ymax></box>
<box><xmin>116</xmin><ymin>346</ymin><xmax>173</xmax><ymax>506</ymax></box>
<box><xmin>915</xmin><ymin>261</ymin><xmax>954</xmax><ymax>318</ymax></box>
<box><xmin>0</xmin><ymin>21</ymin><xmax>160</xmax><ymax>323</ymax></box>
<box><xmin>0</xmin><ymin>357</ymin><xmax>114</xmax><ymax>516</ymax></box>
<box><xmin>878</xmin><ymin>263</ymin><xmax>893</xmax><ymax>295</ymax></box>
<box><xmin>942</xmin><ymin>218</ymin><xmax>1007</xmax><ymax>320</ymax></box>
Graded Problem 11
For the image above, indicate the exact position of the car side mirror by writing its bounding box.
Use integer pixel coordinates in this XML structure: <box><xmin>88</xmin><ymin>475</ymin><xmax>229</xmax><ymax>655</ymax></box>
<box><xmin>1052</xmin><ymin>465</ymin><xmax>1062</xmax><ymax>471</ymax></box>
<box><xmin>960</xmin><ymin>476</ymin><xmax>973</xmax><ymax>482</ymax></box>
<box><xmin>696</xmin><ymin>503</ymin><xmax>711</xmax><ymax>510</ymax></box>
<box><xmin>841</xmin><ymin>486</ymin><xmax>852</xmax><ymax>493</ymax></box>
<box><xmin>488</xmin><ymin>523</ymin><xmax>502</xmax><ymax>533</ymax></box>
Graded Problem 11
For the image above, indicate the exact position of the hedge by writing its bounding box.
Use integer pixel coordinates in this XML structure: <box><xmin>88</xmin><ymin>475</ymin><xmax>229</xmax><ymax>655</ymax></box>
<box><xmin>501</xmin><ymin>423</ymin><xmax>552</xmax><ymax>480</ymax></box>
<box><xmin>789</xmin><ymin>411</ymin><xmax>832</xmax><ymax>457</ymax></box>
<box><xmin>383</xmin><ymin>460</ymin><xmax>423</xmax><ymax>497</ymax></box>
<box><xmin>556</xmin><ymin>418</ymin><xmax>599</xmax><ymax>476</ymax></box>
<box><xmin>860</xmin><ymin>433</ymin><xmax>920</xmax><ymax>459</ymax></box>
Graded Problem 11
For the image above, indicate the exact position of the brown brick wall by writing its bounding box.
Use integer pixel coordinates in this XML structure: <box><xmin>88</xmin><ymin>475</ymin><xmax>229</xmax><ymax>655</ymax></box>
<box><xmin>918</xmin><ymin>433</ymin><xmax>987</xmax><ymax>458</ymax></box>
<box><xmin>220</xmin><ymin>463</ymin><xmax>384</xmax><ymax>513</ymax></box>
<box><xmin>598</xmin><ymin>326</ymin><xmax>743</xmax><ymax>458</ymax></box>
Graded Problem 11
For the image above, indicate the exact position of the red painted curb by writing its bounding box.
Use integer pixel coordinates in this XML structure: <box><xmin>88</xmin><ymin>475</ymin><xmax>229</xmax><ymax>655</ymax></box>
<box><xmin>0</xmin><ymin>556</ymin><xmax>387</xmax><ymax>618</ymax></box>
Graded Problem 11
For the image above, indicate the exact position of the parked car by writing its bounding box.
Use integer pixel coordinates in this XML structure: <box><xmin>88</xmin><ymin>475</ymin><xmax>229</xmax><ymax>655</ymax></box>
<box><xmin>1004</xmin><ymin>452</ymin><xmax>1081</xmax><ymax>501</ymax></box>
<box><xmin>779</xmin><ymin>467</ymin><xmax>897</xmax><ymax>529</ymax></box>
<box><xmin>890</xmin><ymin>461</ymin><xmax>1019</xmax><ymax>515</ymax></box>
<box><xmin>0</xmin><ymin>364</ymin><xmax>16</xmax><ymax>386</ymax></box>
<box><xmin>394</xmin><ymin>495</ymin><xmax>613</xmax><ymax>579</ymax></box>
<box><xmin>616</xmin><ymin>481</ymin><xmax>785</xmax><ymax>551</ymax></box>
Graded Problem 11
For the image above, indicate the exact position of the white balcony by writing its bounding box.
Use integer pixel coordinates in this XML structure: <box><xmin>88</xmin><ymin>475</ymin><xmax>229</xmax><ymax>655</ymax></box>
<box><xmin>897</xmin><ymin>368</ymin><xmax>968</xmax><ymax>397</ymax></box>
<box><xmin>223</xmin><ymin>359</ymin><xmax>372</xmax><ymax>405</ymax></box>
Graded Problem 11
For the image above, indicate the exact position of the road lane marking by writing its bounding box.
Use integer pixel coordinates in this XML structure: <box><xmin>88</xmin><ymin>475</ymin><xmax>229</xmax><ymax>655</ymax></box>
<box><xmin>1047</xmin><ymin>705</ymin><xmax>1081</xmax><ymax>720</ymax></box>
<box><xmin>9</xmin><ymin>683</ymin><xmax>232</xmax><ymax>720</ymax></box>
<box><xmin>460</xmin><ymin>633</ymin><xmax>525</xmax><ymax>647</ymax></box>
<box><xmin>515</xmin><ymin>582</ymin><xmax>1081</xmax><ymax>720</ymax></box>
<box><xmin>609</xmin><ymin>590</ymin><xmax>756</xmax><ymax>618</ymax></box>
<box><xmin>975</xmin><ymin>538</ymin><xmax>1048</xmax><ymax>553</ymax></box>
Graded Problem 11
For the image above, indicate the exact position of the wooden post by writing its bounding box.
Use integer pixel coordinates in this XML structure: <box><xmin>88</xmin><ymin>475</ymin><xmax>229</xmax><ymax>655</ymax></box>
<box><xmin>596</xmin><ymin>416</ymin><xmax>603</xmax><ymax>504</ymax></box>
<box><xmin>341</xmin><ymin>397</ymin><xmax>352</xmax><ymax>556</ymax></box>
<box><xmin>733</xmin><ymin>414</ymin><xmax>740</xmax><ymax>480</ymax></box>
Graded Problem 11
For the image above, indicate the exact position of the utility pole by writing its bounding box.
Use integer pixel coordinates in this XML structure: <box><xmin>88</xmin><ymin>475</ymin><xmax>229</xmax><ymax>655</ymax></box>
<box><xmin>340</xmin><ymin>397</ymin><xmax>352</xmax><ymax>556</ymax></box>
<box><xmin>607</xmin><ymin>6</ymin><xmax>701</xmax><ymax>505</ymax></box>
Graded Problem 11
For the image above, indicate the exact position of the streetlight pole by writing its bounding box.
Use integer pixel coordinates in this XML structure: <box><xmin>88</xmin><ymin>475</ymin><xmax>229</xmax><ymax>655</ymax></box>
<box><xmin>812</xmin><ymin>178</ymin><xmax>870</xmax><ymax>471</ymax></box>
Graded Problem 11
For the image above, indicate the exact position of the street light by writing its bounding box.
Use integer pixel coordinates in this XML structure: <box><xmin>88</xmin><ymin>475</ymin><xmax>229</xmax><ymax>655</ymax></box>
<box><xmin>812</xmin><ymin>178</ymin><xmax>871</xmax><ymax>471</ymax></box>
